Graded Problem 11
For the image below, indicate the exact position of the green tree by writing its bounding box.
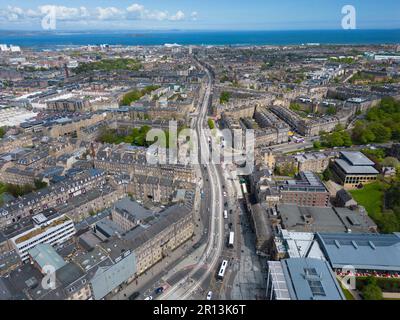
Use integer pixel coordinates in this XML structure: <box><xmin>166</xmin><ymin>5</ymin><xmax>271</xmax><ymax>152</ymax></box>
<box><xmin>0</xmin><ymin>127</ymin><xmax>6</xmax><ymax>139</ymax></box>
<box><xmin>313</xmin><ymin>141</ymin><xmax>322</xmax><ymax>150</ymax></box>
<box><xmin>326</xmin><ymin>106</ymin><xmax>337</xmax><ymax>115</ymax></box>
<box><xmin>220</xmin><ymin>91</ymin><xmax>231</xmax><ymax>104</ymax></box>
<box><xmin>382</xmin><ymin>157</ymin><xmax>399</xmax><ymax>168</ymax></box>
<box><xmin>328</xmin><ymin>132</ymin><xmax>344</xmax><ymax>147</ymax></box>
<box><xmin>377</xmin><ymin>211</ymin><xmax>400</xmax><ymax>234</ymax></box>
<box><xmin>360</xmin><ymin>129</ymin><xmax>376</xmax><ymax>144</ymax></box>
<box><xmin>34</xmin><ymin>180</ymin><xmax>48</xmax><ymax>190</ymax></box>
<box><xmin>362</xmin><ymin>278</ymin><xmax>383</xmax><ymax>300</ymax></box>
<box><xmin>208</xmin><ymin>119</ymin><xmax>215</xmax><ymax>129</ymax></box>
<box><xmin>370</xmin><ymin>123</ymin><xmax>392</xmax><ymax>143</ymax></box>
<box><xmin>322</xmin><ymin>168</ymin><xmax>332</xmax><ymax>181</ymax></box>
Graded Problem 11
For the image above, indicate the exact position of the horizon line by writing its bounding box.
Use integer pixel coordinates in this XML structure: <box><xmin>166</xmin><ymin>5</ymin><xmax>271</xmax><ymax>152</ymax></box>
<box><xmin>1</xmin><ymin>28</ymin><xmax>400</xmax><ymax>33</ymax></box>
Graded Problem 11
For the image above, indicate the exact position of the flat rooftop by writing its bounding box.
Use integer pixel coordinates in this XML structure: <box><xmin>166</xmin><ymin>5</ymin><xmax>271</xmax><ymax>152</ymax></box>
<box><xmin>340</xmin><ymin>151</ymin><xmax>375</xmax><ymax>166</ymax></box>
<box><xmin>335</xmin><ymin>159</ymin><xmax>379</xmax><ymax>175</ymax></box>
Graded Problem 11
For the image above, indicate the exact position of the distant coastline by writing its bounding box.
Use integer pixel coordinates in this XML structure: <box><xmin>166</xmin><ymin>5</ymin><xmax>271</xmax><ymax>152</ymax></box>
<box><xmin>0</xmin><ymin>29</ymin><xmax>399</xmax><ymax>49</ymax></box>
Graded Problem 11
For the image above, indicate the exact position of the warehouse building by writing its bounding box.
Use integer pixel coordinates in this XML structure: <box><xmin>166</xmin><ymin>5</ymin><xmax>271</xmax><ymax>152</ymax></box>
<box><xmin>316</xmin><ymin>233</ymin><xmax>400</xmax><ymax>274</ymax></box>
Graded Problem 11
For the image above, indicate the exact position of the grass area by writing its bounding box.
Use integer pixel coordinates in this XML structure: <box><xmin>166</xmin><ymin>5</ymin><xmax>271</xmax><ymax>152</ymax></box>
<box><xmin>75</xmin><ymin>58</ymin><xmax>142</xmax><ymax>74</ymax></box>
<box><xmin>120</xmin><ymin>85</ymin><xmax>160</xmax><ymax>106</ymax></box>
<box><xmin>208</xmin><ymin>119</ymin><xmax>215</xmax><ymax>130</ymax></box>
<box><xmin>349</xmin><ymin>182</ymin><xmax>384</xmax><ymax>217</ymax></box>
<box><xmin>220</xmin><ymin>91</ymin><xmax>231</xmax><ymax>104</ymax></box>
<box><xmin>349</xmin><ymin>181</ymin><xmax>400</xmax><ymax>233</ymax></box>
<box><xmin>339</xmin><ymin>282</ymin><xmax>355</xmax><ymax>300</ymax></box>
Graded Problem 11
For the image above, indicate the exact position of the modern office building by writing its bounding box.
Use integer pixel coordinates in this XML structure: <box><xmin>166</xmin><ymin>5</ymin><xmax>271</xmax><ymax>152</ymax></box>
<box><xmin>10</xmin><ymin>211</ymin><xmax>76</xmax><ymax>261</ymax></box>
<box><xmin>331</xmin><ymin>151</ymin><xmax>379</xmax><ymax>189</ymax></box>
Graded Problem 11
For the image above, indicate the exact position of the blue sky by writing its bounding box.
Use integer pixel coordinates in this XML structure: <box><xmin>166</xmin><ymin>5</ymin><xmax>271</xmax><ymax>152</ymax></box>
<box><xmin>0</xmin><ymin>0</ymin><xmax>399</xmax><ymax>31</ymax></box>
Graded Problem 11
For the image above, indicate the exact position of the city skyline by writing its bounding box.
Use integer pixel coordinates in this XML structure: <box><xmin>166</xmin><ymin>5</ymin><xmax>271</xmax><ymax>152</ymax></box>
<box><xmin>0</xmin><ymin>0</ymin><xmax>399</xmax><ymax>31</ymax></box>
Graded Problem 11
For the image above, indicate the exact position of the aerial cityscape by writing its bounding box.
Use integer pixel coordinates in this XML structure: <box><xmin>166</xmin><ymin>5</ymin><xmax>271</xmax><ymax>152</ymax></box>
<box><xmin>0</xmin><ymin>0</ymin><xmax>400</xmax><ymax>308</ymax></box>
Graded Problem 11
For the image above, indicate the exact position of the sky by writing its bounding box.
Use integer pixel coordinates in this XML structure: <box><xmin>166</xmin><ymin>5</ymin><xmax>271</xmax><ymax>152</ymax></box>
<box><xmin>0</xmin><ymin>0</ymin><xmax>399</xmax><ymax>31</ymax></box>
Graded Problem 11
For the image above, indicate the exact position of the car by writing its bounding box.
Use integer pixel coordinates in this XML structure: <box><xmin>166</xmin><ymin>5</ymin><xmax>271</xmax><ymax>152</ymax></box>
<box><xmin>206</xmin><ymin>291</ymin><xmax>213</xmax><ymax>300</ymax></box>
<box><xmin>155</xmin><ymin>287</ymin><xmax>164</xmax><ymax>295</ymax></box>
<box><xmin>193</xmin><ymin>242</ymin><xmax>201</xmax><ymax>249</ymax></box>
<box><xmin>128</xmin><ymin>292</ymin><xmax>140</xmax><ymax>300</ymax></box>
<box><xmin>144</xmin><ymin>296</ymin><xmax>153</xmax><ymax>300</ymax></box>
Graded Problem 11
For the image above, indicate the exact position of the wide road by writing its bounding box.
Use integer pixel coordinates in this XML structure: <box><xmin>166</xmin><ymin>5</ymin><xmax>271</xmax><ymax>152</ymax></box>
<box><xmin>267</xmin><ymin>136</ymin><xmax>319</xmax><ymax>154</ymax></box>
<box><xmin>158</xmin><ymin>59</ymin><xmax>225</xmax><ymax>300</ymax></box>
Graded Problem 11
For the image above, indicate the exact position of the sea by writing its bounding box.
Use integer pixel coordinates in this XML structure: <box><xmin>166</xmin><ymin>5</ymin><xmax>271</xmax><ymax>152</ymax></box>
<box><xmin>0</xmin><ymin>29</ymin><xmax>399</xmax><ymax>49</ymax></box>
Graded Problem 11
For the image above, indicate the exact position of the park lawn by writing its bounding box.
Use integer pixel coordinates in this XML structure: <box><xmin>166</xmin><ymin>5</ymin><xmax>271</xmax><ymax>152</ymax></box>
<box><xmin>349</xmin><ymin>182</ymin><xmax>384</xmax><ymax>218</ymax></box>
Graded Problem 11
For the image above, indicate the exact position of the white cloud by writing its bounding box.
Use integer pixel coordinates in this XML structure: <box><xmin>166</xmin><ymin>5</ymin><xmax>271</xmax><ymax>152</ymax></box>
<box><xmin>126</xmin><ymin>3</ymin><xmax>144</xmax><ymax>19</ymax></box>
<box><xmin>170</xmin><ymin>10</ymin><xmax>185</xmax><ymax>21</ymax></box>
<box><xmin>144</xmin><ymin>10</ymin><xmax>169</xmax><ymax>21</ymax></box>
<box><xmin>38</xmin><ymin>5</ymin><xmax>89</xmax><ymax>21</ymax></box>
<box><xmin>1</xmin><ymin>6</ymin><xmax>25</xmax><ymax>21</ymax></box>
<box><xmin>127</xmin><ymin>4</ymin><xmax>144</xmax><ymax>13</ymax></box>
<box><xmin>190</xmin><ymin>11</ymin><xmax>198</xmax><ymax>21</ymax></box>
<box><xmin>0</xmin><ymin>3</ymin><xmax>196</xmax><ymax>26</ymax></box>
<box><xmin>96</xmin><ymin>7</ymin><xmax>124</xmax><ymax>20</ymax></box>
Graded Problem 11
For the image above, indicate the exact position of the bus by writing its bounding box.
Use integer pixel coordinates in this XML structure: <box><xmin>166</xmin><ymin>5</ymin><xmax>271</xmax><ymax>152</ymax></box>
<box><xmin>228</xmin><ymin>232</ymin><xmax>235</xmax><ymax>248</ymax></box>
<box><xmin>292</xmin><ymin>136</ymin><xmax>305</xmax><ymax>144</ymax></box>
<box><xmin>241</xmin><ymin>183</ymin><xmax>248</xmax><ymax>195</ymax></box>
<box><xmin>223</xmin><ymin>210</ymin><xmax>228</xmax><ymax>219</ymax></box>
<box><xmin>217</xmin><ymin>260</ymin><xmax>229</xmax><ymax>280</ymax></box>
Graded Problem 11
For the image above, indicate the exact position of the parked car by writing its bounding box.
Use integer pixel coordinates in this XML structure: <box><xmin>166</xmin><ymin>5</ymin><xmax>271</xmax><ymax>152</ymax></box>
<box><xmin>144</xmin><ymin>296</ymin><xmax>153</xmax><ymax>300</ymax></box>
<box><xmin>193</xmin><ymin>242</ymin><xmax>201</xmax><ymax>250</ymax></box>
<box><xmin>155</xmin><ymin>287</ymin><xmax>165</xmax><ymax>295</ymax></box>
<box><xmin>128</xmin><ymin>292</ymin><xmax>140</xmax><ymax>300</ymax></box>
<box><xmin>206</xmin><ymin>291</ymin><xmax>213</xmax><ymax>300</ymax></box>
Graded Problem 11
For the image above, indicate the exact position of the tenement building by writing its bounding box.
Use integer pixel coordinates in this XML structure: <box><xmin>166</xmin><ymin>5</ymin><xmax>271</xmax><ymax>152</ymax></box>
<box><xmin>277</xmin><ymin>172</ymin><xmax>330</xmax><ymax>207</ymax></box>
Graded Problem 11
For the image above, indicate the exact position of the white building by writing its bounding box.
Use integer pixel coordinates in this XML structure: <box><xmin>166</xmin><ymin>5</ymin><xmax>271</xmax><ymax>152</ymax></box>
<box><xmin>0</xmin><ymin>44</ymin><xmax>21</xmax><ymax>52</ymax></box>
<box><xmin>11</xmin><ymin>212</ymin><xmax>76</xmax><ymax>261</ymax></box>
<box><xmin>374</xmin><ymin>54</ymin><xmax>400</xmax><ymax>61</ymax></box>
<box><xmin>10</xmin><ymin>45</ymin><xmax>21</xmax><ymax>53</ymax></box>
